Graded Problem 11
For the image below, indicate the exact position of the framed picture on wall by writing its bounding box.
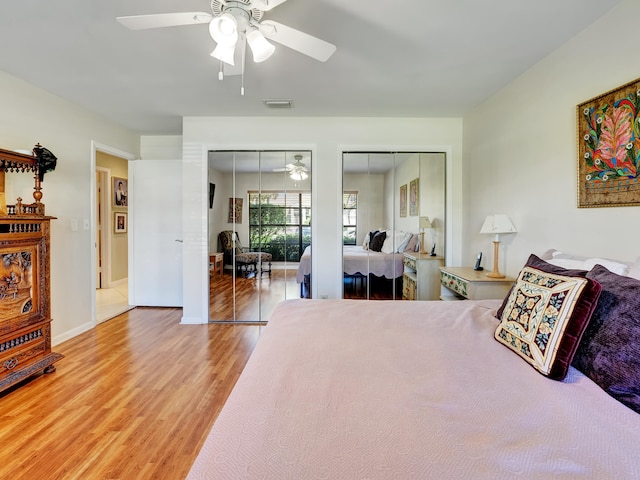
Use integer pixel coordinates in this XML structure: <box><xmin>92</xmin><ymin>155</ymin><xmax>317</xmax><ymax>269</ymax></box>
<box><xmin>113</xmin><ymin>177</ymin><xmax>128</xmax><ymax>207</ymax></box>
<box><xmin>577</xmin><ymin>76</ymin><xmax>640</xmax><ymax>207</ymax></box>
<box><xmin>400</xmin><ymin>184</ymin><xmax>407</xmax><ymax>217</ymax></box>
<box><xmin>209</xmin><ymin>183</ymin><xmax>216</xmax><ymax>209</ymax></box>
<box><xmin>409</xmin><ymin>178</ymin><xmax>419</xmax><ymax>216</ymax></box>
<box><xmin>114</xmin><ymin>212</ymin><xmax>127</xmax><ymax>233</ymax></box>
<box><xmin>228</xmin><ymin>197</ymin><xmax>243</xmax><ymax>223</ymax></box>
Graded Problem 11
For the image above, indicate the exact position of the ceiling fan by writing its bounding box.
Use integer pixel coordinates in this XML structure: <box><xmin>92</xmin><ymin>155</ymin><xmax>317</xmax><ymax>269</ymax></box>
<box><xmin>273</xmin><ymin>155</ymin><xmax>309</xmax><ymax>180</ymax></box>
<box><xmin>117</xmin><ymin>0</ymin><xmax>336</xmax><ymax>84</ymax></box>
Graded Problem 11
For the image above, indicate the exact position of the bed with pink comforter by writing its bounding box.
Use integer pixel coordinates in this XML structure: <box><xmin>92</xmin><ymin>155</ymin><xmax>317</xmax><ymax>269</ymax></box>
<box><xmin>187</xmin><ymin>298</ymin><xmax>640</xmax><ymax>479</ymax></box>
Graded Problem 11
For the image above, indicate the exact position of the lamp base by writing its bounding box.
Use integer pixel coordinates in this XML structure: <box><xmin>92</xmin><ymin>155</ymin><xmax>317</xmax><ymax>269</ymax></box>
<box><xmin>486</xmin><ymin>271</ymin><xmax>505</xmax><ymax>279</ymax></box>
<box><xmin>486</xmin><ymin>240</ymin><xmax>505</xmax><ymax>279</ymax></box>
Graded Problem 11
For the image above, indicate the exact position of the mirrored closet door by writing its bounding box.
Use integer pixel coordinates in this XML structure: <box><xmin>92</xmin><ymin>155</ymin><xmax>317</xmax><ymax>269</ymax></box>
<box><xmin>209</xmin><ymin>151</ymin><xmax>312</xmax><ymax>322</ymax></box>
<box><xmin>342</xmin><ymin>152</ymin><xmax>445</xmax><ymax>300</ymax></box>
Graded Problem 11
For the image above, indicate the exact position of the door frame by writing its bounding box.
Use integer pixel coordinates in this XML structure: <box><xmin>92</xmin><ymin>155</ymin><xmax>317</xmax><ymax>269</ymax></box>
<box><xmin>96</xmin><ymin>167</ymin><xmax>110</xmax><ymax>288</ymax></box>
<box><xmin>91</xmin><ymin>141</ymin><xmax>136</xmax><ymax>325</ymax></box>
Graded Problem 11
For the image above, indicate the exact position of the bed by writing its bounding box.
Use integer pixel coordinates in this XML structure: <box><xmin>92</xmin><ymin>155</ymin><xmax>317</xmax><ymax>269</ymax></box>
<box><xmin>297</xmin><ymin>245</ymin><xmax>405</xmax><ymax>297</ymax></box>
<box><xmin>188</xmin><ymin>252</ymin><xmax>640</xmax><ymax>479</ymax></box>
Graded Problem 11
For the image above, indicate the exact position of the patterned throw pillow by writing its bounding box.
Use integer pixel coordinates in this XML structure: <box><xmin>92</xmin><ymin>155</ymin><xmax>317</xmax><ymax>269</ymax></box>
<box><xmin>495</xmin><ymin>263</ymin><xmax>601</xmax><ymax>380</ymax></box>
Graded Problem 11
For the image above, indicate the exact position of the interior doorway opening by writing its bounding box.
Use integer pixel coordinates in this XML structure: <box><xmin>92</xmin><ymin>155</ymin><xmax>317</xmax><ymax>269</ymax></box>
<box><xmin>95</xmin><ymin>150</ymin><xmax>133</xmax><ymax>324</ymax></box>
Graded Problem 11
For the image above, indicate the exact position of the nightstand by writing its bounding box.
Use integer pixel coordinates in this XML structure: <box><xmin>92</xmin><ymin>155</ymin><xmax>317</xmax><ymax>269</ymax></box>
<box><xmin>209</xmin><ymin>252</ymin><xmax>224</xmax><ymax>278</ymax></box>
<box><xmin>402</xmin><ymin>253</ymin><xmax>444</xmax><ymax>300</ymax></box>
<box><xmin>439</xmin><ymin>266</ymin><xmax>515</xmax><ymax>300</ymax></box>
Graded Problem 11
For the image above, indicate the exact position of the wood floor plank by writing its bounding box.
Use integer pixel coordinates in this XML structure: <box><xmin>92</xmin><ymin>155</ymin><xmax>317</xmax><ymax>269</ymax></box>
<box><xmin>0</xmin><ymin>307</ymin><xmax>261</xmax><ymax>480</ymax></box>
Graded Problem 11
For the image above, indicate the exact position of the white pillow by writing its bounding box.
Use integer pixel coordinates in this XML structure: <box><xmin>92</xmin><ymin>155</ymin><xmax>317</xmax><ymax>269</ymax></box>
<box><xmin>627</xmin><ymin>257</ymin><xmax>640</xmax><ymax>280</ymax></box>
<box><xmin>396</xmin><ymin>231</ymin><xmax>413</xmax><ymax>253</ymax></box>
<box><xmin>362</xmin><ymin>232</ymin><xmax>371</xmax><ymax>250</ymax></box>
<box><xmin>546</xmin><ymin>258</ymin><xmax>586</xmax><ymax>270</ymax></box>
<box><xmin>582</xmin><ymin>258</ymin><xmax>629</xmax><ymax>276</ymax></box>
<box><xmin>381</xmin><ymin>231</ymin><xmax>410</xmax><ymax>254</ymax></box>
<box><xmin>548</xmin><ymin>250</ymin><xmax>631</xmax><ymax>276</ymax></box>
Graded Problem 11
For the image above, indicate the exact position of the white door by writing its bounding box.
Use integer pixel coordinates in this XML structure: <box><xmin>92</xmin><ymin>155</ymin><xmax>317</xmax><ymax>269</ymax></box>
<box><xmin>131</xmin><ymin>159</ymin><xmax>183</xmax><ymax>306</ymax></box>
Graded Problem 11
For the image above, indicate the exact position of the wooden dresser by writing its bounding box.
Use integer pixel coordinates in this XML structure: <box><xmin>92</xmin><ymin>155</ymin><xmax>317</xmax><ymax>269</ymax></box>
<box><xmin>0</xmin><ymin>147</ymin><xmax>62</xmax><ymax>393</ymax></box>
<box><xmin>402</xmin><ymin>253</ymin><xmax>444</xmax><ymax>300</ymax></box>
<box><xmin>439</xmin><ymin>266</ymin><xmax>515</xmax><ymax>300</ymax></box>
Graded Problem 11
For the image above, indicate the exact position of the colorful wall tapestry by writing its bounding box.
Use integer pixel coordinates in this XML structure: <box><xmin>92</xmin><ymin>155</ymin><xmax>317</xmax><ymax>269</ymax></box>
<box><xmin>578</xmin><ymin>77</ymin><xmax>640</xmax><ymax>207</ymax></box>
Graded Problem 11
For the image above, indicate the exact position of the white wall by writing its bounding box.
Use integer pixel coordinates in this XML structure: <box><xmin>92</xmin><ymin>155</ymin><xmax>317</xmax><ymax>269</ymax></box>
<box><xmin>344</xmin><ymin>172</ymin><xmax>385</xmax><ymax>245</ymax></box>
<box><xmin>463</xmin><ymin>0</ymin><xmax>640</xmax><ymax>276</ymax></box>
<box><xmin>0</xmin><ymin>71</ymin><xmax>139</xmax><ymax>344</ymax></box>
<box><xmin>181</xmin><ymin>117</ymin><xmax>463</xmax><ymax>322</ymax></box>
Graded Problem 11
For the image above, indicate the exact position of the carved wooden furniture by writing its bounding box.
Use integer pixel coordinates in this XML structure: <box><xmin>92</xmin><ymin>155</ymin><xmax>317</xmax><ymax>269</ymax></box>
<box><xmin>0</xmin><ymin>146</ymin><xmax>62</xmax><ymax>393</ymax></box>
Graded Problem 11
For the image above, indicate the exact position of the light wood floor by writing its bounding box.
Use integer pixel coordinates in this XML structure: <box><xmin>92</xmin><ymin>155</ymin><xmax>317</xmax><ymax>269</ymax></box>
<box><xmin>96</xmin><ymin>281</ymin><xmax>132</xmax><ymax>324</ymax></box>
<box><xmin>0</xmin><ymin>307</ymin><xmax>262</xmax><ymax>480</ymax></box>
<box><xmin>210</xmin><ymin>267</ymin><xmax>301</xmax><ymax>322</ymax></box>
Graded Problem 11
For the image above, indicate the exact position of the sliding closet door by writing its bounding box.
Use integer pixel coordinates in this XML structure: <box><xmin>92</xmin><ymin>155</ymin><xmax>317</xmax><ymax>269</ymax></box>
<box><xmin>208</xmin><ymin>150</ymin><xmax>311</xmax><ymax>323</ymax></box>
<box><xmin>342</xmin><ymin>152</ymin><xmax>399</xmax><ymax>300</ymax></box>
<box><xmin>342</xmin><ymin>151</ymin><xmax>445</xmax><ymax>300</ymax></box>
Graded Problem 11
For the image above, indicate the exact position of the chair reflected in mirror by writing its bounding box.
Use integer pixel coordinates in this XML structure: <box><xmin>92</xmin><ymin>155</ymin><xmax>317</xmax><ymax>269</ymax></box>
<box><xmin>218</xmin><ymin>230</ymin><xmax>272</xmax><ymax>277</ymax></box>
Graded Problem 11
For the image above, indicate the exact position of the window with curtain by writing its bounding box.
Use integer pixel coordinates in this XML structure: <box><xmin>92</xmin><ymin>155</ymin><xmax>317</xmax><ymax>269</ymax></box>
<box><xmin>249</xmin><ymin>191</ymin><xmax>311</xmax><ymax>262</ymax></box>
<box><xmin>343</xmin><ymin>192</ymin><xmax>357</xmax><ymax>245</ymax></box>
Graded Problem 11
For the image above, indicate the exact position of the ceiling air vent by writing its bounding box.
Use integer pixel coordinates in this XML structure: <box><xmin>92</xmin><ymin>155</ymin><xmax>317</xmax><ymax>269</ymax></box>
<box><xmin>263</xmin><ymin>99</ymin><xmax>293</xmax><ymax>109</ymax></box>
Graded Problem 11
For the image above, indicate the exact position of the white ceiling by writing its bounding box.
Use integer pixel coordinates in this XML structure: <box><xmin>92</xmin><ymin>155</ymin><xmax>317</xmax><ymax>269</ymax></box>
<box><xmin>0</xmin><ymin>0</ymin><xmax>620</xmax><ymax>135</ymax></box>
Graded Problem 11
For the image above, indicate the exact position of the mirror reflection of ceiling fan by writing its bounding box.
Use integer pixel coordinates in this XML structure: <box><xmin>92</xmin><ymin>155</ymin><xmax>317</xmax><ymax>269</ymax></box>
<box><xmin>117</xmin><ymin>0</ymin><xmax>336</xmax><ymax>91</ymax></box>
<box><xmin>273</xmin><ymin>155</ymin><xmax>309</xmax><ymax>180</ymax></box>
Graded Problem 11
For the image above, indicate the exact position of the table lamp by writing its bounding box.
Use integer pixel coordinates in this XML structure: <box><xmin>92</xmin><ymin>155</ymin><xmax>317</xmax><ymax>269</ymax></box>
<box><xmin>419</xmin><ymin>216</ymin><xmax>432</xmax><ymax>254</ymax></box>
<box><xmin>479</xmin><ymin>214</ymin><xmax>517</xmax><ymax>278</ymax></box>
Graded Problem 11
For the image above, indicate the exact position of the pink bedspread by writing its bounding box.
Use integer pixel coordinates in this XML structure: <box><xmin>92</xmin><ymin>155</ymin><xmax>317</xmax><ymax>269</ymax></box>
<box><xmin>188</xmin><ymin>299</ymin><xmax>640</xmax><ymax>479</ymax></box>
<box><xmin>297</xmin><ymin>246</ymin><xmax>404</xmax><ymax>283</ymax></box>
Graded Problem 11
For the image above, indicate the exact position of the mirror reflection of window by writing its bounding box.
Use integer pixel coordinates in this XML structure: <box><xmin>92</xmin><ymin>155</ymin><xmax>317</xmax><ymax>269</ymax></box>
<box><xmin>343</xmin><ymin>192</ymin><xmax>357</xmax><ymax>245</ymax></box>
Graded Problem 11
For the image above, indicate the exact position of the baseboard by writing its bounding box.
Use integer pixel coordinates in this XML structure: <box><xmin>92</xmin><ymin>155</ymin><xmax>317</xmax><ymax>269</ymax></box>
<box><xmin>107</xmin><ymin>277</ymin><xmax>127</xmax><ymax>288</ymax></box>
<box><xmin>180</xmin><ymin>316</ymin><xmax>206</xmax><ymax>325</ymax></box>
<box><xmin>52</xmin><ymin>320</ymin><xmax>95</xmax><ymax>347</ymax></box>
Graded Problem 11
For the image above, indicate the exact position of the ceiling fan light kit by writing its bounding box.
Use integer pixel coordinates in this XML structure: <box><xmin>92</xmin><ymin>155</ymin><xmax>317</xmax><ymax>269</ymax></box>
<box><xmin>209</xmin><ymin>13</ymin><xmax>239</xmax><ymax>46</ymax></box>
<box><xmin>246</xmin><ymin>26</ymin><xmax>275</xmax><ymax>62</ymax></box>
<box><xmin>116</xmin><ymin>0</ymin><xmax>336</xmax><ymax>95</ymax></box>
<box><xmin>211</xmin><ymin>42</ymin><xmax>236</xmax><ymax>65</ymax></box>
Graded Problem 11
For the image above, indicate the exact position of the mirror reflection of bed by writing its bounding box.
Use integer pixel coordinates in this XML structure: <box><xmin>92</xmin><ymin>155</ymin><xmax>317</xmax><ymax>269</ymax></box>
<box><xmin>340</xmin><ymin>152</ymin><xmax>446</xmax><ymax>300</ymax></box>
<box><xmin>208</xmin><ymin>150</ymin><xmax>311</xmax><ymax>322</ymax></box>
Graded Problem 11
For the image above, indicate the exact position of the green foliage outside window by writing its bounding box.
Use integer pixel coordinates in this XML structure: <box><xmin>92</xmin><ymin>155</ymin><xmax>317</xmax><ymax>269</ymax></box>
<box><xmin>249</xmin><ymin>192</ymin><xmax>311</xmax><ymax>262</ymax></box>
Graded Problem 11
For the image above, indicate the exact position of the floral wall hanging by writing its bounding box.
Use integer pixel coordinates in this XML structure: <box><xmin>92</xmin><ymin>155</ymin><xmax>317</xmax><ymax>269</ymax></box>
<box><xmin>578</xmin><ymin>77</ymin><xmax>640</xmax><ymax>207</ymax></box>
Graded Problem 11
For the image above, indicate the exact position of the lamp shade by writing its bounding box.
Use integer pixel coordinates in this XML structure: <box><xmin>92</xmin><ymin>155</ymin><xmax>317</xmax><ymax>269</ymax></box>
<box><xmin>419</xmin><ymin>216</ymin><xmax>432</xmax><ymax>229</ymax></box>
<box><xmin>479</xmin><ymin>214</ymin><xmax>517</xmax><ymax>235</ymax></box>
<box><xmin>211</xmin><ymin>43</ymin><xmax>236</xmax><ymax>65</ymax></box>
<box><xmin>246</xmin><ymin>26</ymin><xmax>275</xmax><ymax>63</ymax></box>
<box><xmin>209</xmin><ymin>13</ymin><xmax>239</xmax><ymax>46</ymax></box>
<box><xmin>290</xmin><ymin>170</ymin><xmax>308</xmax><ymax>181</ymax></box>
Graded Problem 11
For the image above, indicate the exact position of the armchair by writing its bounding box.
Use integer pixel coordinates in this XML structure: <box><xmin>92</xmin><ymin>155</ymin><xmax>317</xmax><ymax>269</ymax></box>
<box><xmin>218</xmin><ymin>230</ymin><xmax>272</xmax><ymax>277</ymax></box>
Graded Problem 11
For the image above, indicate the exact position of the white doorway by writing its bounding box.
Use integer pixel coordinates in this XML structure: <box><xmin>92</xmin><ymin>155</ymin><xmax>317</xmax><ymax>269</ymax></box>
<box><xmin>93</xmin><ymin>144</ymin><xmax>135</xmax><ymax>324</ymax></box>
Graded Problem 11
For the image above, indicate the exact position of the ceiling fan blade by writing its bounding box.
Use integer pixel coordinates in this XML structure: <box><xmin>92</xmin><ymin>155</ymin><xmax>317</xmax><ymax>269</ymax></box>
<box><xmin>252</xmin><ymin>0</ymin><xmax>289</xmax><ymax>11</ymax></box>
<box><xmin>260</xmin><ymin>20</ymin><xmax>336</xmax><ymax>62</ymax></box>
<box><xmin>117</xmin><ymin>12</ymin><xmax>213</xmax><ymax>30</ymax></box>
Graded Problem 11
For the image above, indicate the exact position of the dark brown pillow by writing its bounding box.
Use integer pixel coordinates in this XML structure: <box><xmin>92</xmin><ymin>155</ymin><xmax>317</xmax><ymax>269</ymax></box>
<box><xmin>369</xmin><ymin>231</ymin><xmax>386</xmax><ymax>252</ymax></box>
<box><xmin>573</xmin><ymin>265</ymin><xmax>640</xmax><ymax>414</ymax></box>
